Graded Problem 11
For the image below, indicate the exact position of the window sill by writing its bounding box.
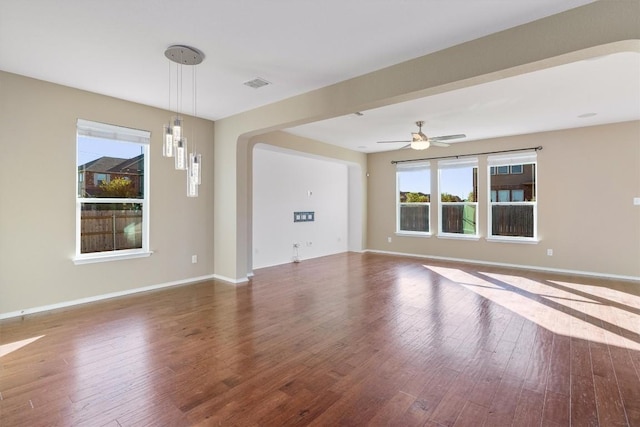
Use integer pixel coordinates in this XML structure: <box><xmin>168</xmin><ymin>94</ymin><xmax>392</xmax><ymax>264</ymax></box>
<box><xmin>395</xmin><ymin>231</ymin><xmax>431</xmax><ymax>238</ymax></box>
<box><xmin>73</xmin><ymin>250</ymin><xmax>153</xmax><ymax>265</ymax></box>
<box><xmin>486</xmin><ymin>236</ymin><xmax>539</xmax><ymax>244</ymax></box>
<box><xmin>437</xmin><ymin>233</ymin><xmax>480</xmax><ymax>241</ymax></box>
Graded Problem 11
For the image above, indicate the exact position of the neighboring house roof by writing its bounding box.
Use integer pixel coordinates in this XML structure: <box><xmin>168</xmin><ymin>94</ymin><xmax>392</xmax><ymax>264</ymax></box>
<box><xmin>79</xmin><ymin>156</ymin><xmax>127</xmax><ymax>173</ymax></box>
<box><xmin>79</xmin><ymin>155</ymin><xmax>143</xmax><ymax>174</ymax></box>
<box><xmin>111</xmin><ymin>154</ymin><xmax>144</xmax><ymax>173</ymax></box>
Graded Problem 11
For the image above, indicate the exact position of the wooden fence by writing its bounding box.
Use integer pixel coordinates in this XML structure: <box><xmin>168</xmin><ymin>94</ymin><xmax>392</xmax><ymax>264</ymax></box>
<box><xmin>399</xmin><ymin>204</ymin><xmax>429</xmax><ymax>232</ymax></box>
<box><xmin>441</xmin><ymin>204</ymin><xmax>476</xmax><ymax>234</ymax></box>
<box><xmin>80</xmin><ymin>210</ymin><xmax>142</xmax><ymax>253</ymax></box>
<box><xmin>400</xmin><ymin>204</ymin><xmax>533</xmax><ymax>236</ymax></box>
<box><xmin>491</xmin><ymin>204</ymin><xmax>534</xmax><ymax>237</ymax></box>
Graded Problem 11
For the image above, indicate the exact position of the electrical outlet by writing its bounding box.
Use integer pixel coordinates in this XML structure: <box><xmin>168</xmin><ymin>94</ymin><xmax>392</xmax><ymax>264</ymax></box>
<box><xmin>547</xmin><ymin>249</ymin><xmax>553</xmax><ymax>256</ymax></box>
<box><xmin>191</xmin><ymin>255</ymin><xmax>198</xmax><ymax>263</ymax></box>
<box><xmin>388</xmin><ymin>237</ymin><xmax>392</xmax><ymax>243</ymax></box>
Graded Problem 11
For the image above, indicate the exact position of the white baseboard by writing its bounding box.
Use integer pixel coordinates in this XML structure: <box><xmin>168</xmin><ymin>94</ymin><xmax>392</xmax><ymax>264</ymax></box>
<box><xmin>365</xmin><ymin>249</ymin><xmax>640</xmax><ymax>282</ymax></box>
<box><xmin>4</xmin><ymin>252</ymin><xmax>635</xmax><ymax>320</ymax></box>
<box><xmin>0</xmin><ymin>274</ymin><xmax>217</xmax><ymax>320</ymax></box>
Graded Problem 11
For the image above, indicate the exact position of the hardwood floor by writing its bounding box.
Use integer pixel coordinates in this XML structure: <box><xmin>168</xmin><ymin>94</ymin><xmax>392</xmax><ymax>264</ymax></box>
<box><xmin>1</xmin><ymin>252</ymin><xmax>639</xmax><ymax>426</ymax></box>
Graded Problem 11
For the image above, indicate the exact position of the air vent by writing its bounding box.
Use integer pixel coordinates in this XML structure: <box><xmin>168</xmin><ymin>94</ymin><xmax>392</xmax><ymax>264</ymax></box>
<box><xmin>243</xmin><ymin>77</ymin><xmax>271</xmax><ymax>89</ymax></box>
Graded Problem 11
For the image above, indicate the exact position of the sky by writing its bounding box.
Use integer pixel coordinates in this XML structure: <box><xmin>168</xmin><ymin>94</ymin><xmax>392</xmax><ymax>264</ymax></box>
<box><xmin>399</xmin><ymin>167</ymin><xmax>475</xmax><ymax>200</ymax></box>
<box><xmin>77</xmin><ymin>136</ymin><xmax>144</xmax><ymax>167</ymax></box>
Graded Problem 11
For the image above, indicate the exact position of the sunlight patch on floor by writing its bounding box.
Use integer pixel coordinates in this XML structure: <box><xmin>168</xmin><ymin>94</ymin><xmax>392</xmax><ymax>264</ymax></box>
<box><xmin>0</xmin><ymin>335</ymin><xmax>45</xmax><ymax>358</ymax></box>
<box><xmin>425</xmin><ymin>266</ymin><xmax>640</xmax><ymax>351</ymax></box>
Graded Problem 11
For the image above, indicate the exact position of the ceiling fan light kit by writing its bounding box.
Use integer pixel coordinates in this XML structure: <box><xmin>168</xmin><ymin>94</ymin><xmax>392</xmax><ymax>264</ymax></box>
<box><xmin>411</xmin><ymin>136</ymin><xmax>430</xmax><ymax>150</ymax></box>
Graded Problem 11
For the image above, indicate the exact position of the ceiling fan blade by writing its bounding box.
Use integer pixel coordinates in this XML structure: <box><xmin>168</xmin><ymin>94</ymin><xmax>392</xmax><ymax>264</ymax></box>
<box><xmin>376</xmin><ymin>140</ymin><xmax>411</xmax><ymax>144</ymax></box>
<box><xmin>429</xmin><ymin>133</ymin><xmax>466</xmax><ymax>142</ymax></box>
<box><xmin>429</xmin><ymin>140</ymin><xmax>450</xmax><ymax>147</ymax></box>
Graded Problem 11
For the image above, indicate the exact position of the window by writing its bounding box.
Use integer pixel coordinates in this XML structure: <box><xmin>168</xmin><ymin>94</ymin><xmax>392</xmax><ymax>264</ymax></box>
<box><xmin>488</xmin><ymin>153</ymin><xmax>537</xmax><ymax>240</ymax></box>
<box><xmin>75</xmin><ymin>119</ymin><xmax>150</xmax><ymax>262</ymax></box>
<box><xmin>396</xmin><ymin>162</ymin><xmax>430</xmax><ymax>234</ymax></box>
<box><xmin>438</xmin><ymin>158</ymin><xmax>478</xmax><ymax>237</ymax></box>
<box><xmin>498</xmin><ymin>190</ymin><xmax>510</xmax><ymax>202</ymax></box>
<box><xmin>94</xmin><ymin>173</ymin><xmax>108</xmax><ymax>186</ymax></box>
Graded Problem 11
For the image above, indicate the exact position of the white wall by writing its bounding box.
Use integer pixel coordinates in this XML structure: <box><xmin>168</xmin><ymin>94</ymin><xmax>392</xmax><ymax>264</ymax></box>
<box><xmin>253</xmin><ymin>145</ymin><xmax>348</xmax><ymax>269</ymax></box>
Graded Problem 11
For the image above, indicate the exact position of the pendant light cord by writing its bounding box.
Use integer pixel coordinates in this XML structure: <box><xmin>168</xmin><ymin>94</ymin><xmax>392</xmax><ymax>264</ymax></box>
<box><xmin>192</xmin><ymin>65</ymin><xmax>197</xmax><ymax>152</ymax></box>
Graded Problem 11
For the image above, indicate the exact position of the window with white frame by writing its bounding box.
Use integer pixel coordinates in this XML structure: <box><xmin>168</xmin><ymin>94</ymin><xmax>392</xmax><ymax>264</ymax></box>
<box><xmin>396</xmin><ymin>162</ymin><xmax>431</xmax><ymax>234</ymax></box>
<box><xmin>438</xmin><ymin>158</ymin><xmax>478</xmax><ymax>236</ymax></box>
<box><xmin>487</xmin><ymin>152</ymin><xmax>537</xmax><ymax>240</ymax></box>
<box><xmin>76</xmin><ymin>119</ymin><xmax>150</xmax><ymax>261</ymax></box>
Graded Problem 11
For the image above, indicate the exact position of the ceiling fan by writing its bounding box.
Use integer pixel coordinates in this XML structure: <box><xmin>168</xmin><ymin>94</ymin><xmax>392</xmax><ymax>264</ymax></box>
<box><xmin>377</xmin><ymin>121</ymin><xmax>466</xmax><ymax>150</ymax></box>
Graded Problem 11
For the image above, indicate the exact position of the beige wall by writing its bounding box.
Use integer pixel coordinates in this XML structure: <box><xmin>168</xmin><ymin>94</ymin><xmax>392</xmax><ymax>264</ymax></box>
<box><xmin>367</xmin><ymin>121</ymin><xmax>640</xmax><ymax>278</ymax></box>
<box><xmin>0</xmin><ymin>71</ymin><xmax>215</xmax><ymax>315</ymax></box>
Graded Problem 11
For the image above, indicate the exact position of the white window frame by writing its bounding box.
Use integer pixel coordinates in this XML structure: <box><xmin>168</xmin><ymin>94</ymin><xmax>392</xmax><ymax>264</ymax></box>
<box><xmin>396</xmin><ymin>161</ymin><xmax>431</xmax><ymax>236</ymax></box>
<box><xmin>437</xmin><ymin>158</ymin><xmax>478</xmax><ymax>239</ymax></box>
<box><xmin>487</xmin><ymin>152</ymin><xmax>538</xmax><ymax>243</ymax></box>
<box><xmin>74</xmin><ymin>119</ymin><xmax>152</xmax><ymax>264</ymax></box>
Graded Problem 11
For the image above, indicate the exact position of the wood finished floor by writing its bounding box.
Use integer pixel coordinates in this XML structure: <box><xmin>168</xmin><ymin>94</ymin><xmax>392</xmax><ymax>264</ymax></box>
<box><xmin>1</xmin><ymin>252</ymin><xmax>639</xmax><ymax>426</ymax></box>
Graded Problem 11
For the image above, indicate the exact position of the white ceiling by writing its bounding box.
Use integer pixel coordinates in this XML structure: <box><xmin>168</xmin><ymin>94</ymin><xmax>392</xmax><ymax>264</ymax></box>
<box><xmin>2</xmin><ymin>0</ymin><xmax>637</xmax><ymax>153</ymax></box>
<box><xmin>287</xmin><ymin>51</ymin><xmax>640</xmax><ymax>152</ymax></box>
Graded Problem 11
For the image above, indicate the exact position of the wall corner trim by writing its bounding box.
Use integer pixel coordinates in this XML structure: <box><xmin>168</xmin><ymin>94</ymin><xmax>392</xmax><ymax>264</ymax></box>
<box><xmin>212</xmin><ymin>274</ymin><xmax>249</xmax><ymax>285</ymax></box>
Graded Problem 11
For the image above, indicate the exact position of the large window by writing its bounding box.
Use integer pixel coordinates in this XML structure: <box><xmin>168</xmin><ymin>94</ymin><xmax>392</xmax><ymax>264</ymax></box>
<box><xmin>75</xmin><ymin>119</ymin><xmax>150</xmax><ymax>262</ymax></box>
<box><xmin>438</xmin><ymin>158</ymin><xmax>478</xmax><ymax>237</ymax></box>
<box><xmin>396</xmin><ymin>162</ymin><xmax>430</xmax><ymax>234</ymax></box>
<box><xmin>488</xmin><ymin>152</ymin><xmax>537</xmax><ymax>240</ymax></box>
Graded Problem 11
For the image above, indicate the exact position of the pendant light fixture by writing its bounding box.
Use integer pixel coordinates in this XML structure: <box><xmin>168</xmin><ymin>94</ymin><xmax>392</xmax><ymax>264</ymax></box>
<box><xmin>163</xmin><ymin>45</ymin><xmax>204</xmax><ymax>197</ymax></box>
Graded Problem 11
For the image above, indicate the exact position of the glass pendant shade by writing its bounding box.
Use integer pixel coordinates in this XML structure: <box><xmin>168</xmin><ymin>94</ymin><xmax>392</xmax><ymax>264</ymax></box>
<box><xmin>189</xmin><ymin>152</ymin><xmax>202</xmax><ymax>185</ymax></box>
<box><xmin>187</xmin><ymin>152</ymin><xmax>201</xmax><ymax>197</ymax></box>
<box><xmin>175</xmin><ymin>138</ymin><xmax>187</xmax><ymax>170</ymax></box>
<box><xmin>163</xmin><ymin>124</ymin><xmax>174</xmax><ymax>157</ymax></box>
<box><xmin>187</xmin><ymin>172</ymin><xmax>199</xmax><ymax>197</ymax></box>
<box><xmin>172</xmin><ymin>116</ymin><xmax>182</xmax><ymax>143</ymax></box>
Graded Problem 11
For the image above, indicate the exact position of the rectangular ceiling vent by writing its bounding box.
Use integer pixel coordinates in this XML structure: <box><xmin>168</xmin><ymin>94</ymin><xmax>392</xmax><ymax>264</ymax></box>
<box><xmin>243</xmin><ymin>77</ymin><xmax>271</xmax><ymax>89</ymax></box>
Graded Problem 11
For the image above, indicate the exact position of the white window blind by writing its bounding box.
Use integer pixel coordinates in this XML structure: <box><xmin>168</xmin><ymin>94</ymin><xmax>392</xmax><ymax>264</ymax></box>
<box><xmin>438</xmin><ymin>157</ymin><xmax>477</xmax><ymax>169</ymax></box>
<box><xmin>77</xmin><ymin>119</ymin><xmax>151</xmax><ymax>145</ymax></box>
<box><xmin>487</xmin><ymin>152</ymin><xmax>536</xmax><ymax>166</ymax></box>
<box><xmin>396</xmin><ymin>161</ymin><xmax>430</xmax><ymax>171</ymax></box>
